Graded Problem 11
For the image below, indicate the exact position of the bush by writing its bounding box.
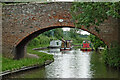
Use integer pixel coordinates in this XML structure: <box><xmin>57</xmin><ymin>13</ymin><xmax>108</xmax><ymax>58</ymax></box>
<box><xmin>28</xmin><ymin>35</ymin><xmax>51</xmax><ymax>47</ymax></box>
<box><xmin>102</xmin><ymin>43</ymin><xmax>120</xmax><ymax>68</ymax></box>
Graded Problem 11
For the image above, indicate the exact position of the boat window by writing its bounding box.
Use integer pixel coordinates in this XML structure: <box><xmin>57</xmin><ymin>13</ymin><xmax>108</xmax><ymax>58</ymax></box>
<box><xmin>56</xmin><ymin>42</ymin><xmax>59</xmax><ymax>45</ymax></box>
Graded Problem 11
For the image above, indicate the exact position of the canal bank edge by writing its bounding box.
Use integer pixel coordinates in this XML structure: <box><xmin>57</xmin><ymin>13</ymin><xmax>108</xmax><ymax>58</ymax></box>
<box><xmin>1</xmin><ymin>60</ymin><xmax>54</xmax><ymax>76</ymax></box>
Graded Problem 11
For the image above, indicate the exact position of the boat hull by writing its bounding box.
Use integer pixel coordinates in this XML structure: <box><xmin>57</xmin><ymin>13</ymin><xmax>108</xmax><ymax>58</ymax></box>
<box><xmin>60</xmin><ymin>48</ymin><xmax>72</xmax><ymax>51</ymax></box>
<box><xmin>81</xmin><ymin>48</ymin><xmax>94</xmax><ymax>51</ymax></box>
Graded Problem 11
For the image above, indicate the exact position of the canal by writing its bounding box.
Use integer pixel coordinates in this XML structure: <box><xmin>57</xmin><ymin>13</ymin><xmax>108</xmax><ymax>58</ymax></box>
<box><xmin>5</xmin><ymin>49</ymin><xmax>120</xmax><ymax>78</ymax></box>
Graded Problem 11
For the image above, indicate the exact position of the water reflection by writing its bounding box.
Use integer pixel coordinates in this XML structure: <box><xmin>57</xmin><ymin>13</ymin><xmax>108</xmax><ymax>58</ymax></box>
<box><xmin>49</xmin><ymin>49</ymin><xmax>60</xmax><ymax>53</ymax></box>
<box><xmin>45</xmin><ymin>50</ymin><xmax>92</xmax><ymax>78</ymax></box>
<box><xmin>6</xmin><ymin>49</ymin><xmax>120</xmax><ymax>78</ymax></box>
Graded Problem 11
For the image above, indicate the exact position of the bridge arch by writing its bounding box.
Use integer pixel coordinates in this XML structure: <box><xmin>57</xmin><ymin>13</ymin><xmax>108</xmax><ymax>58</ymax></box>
<box><xmin>2</xmin><ymin>2</ymin><xmax>119</xmax><ymax>59</ymax></box>
<box><xmin>15</xmin><ymin>25</ymin><xmax>107</xmax><ymax>59</ymax></box>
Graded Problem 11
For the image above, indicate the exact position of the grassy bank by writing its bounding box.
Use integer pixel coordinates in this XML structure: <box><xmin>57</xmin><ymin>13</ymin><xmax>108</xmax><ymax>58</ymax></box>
<box><xmin>2</xmin><ymin>46</ymin><xmax>54</xmax><ymax>72</ymax></box>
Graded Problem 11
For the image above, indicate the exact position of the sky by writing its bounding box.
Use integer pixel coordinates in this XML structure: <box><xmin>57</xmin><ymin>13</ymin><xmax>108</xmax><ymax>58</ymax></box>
<box><xmin>80</xmin><ymin>30</ymin><xmax>90</xmax><ymax>35</ymax></box>
<box><xmin>62</xmin><ymin>27</ymin><xmax>90</xmax><ymax>35</ymax></box>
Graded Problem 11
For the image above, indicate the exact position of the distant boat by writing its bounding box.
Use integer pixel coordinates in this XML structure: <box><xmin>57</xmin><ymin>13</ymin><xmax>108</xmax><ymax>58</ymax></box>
<box><xmin>81</xmin><ymin>41</ymin><xmax>94</xmax><ymax>51</ymax></box>
<box><xmin>60</xmin><ymin>40</ymin><xmax>72</xmax><ymax>51</ymax></box>
<box><xmin>49</xmin><ymin>40</ymin><xmax>62</xmax><ymax>48</ymax></box>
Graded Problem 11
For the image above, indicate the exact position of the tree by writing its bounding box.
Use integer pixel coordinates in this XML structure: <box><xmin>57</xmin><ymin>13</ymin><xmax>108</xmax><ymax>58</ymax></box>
<box><xmin>89</xmin><ymin>34</ymin><xmax>106</xmax><ymax>51</ymax></box>
<box><xmin>54</xmin><ymin>28</ymin><xmax>64</xmax><ymax>40</ymax></box>
<box><xmin>71</xmin><ymin>2</ymin><xmax>120</xmax><ymax>32</ymax></box>
<box><xmin>42</xmin><ymin>28</ymin><xmax>64</xmax><ymax>39</ymax></box>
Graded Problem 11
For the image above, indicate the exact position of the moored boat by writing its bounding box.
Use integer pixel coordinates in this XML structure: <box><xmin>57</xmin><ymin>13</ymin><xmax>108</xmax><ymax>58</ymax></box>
<box><xmin>60</xmin><ymin>40</ymin><xmax>72</xmax><ymax>51</ymax></box>
<box><xmin>81</xmin><ymin>41</ymin><xmax>94</xmax><ymax>51</ymax></box>
<box><xmin>81</xmin><ymin>48</ymin><xmax>94</xmax><ymax>51</ymax></box>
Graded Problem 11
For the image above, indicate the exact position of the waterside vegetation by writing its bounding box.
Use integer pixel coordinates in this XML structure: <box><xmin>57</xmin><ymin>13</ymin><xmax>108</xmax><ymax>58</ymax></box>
<box><xmin>71</xmin><ymin>2</ymin><xmax>120</xmax><ymax>68</ymax></box>
<box><xmin>2</xmin><ymin>46</ymin><xmax>53</xmax><ymax>71</ymax></box>
<box><xmin>102</xmin><ymin>43</ymin><xmax>120</xmax><ymax>68</ymax></box>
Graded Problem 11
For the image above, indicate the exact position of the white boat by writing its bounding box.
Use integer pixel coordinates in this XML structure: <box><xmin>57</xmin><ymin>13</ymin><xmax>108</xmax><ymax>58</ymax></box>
<box><xmin>49</xmin><ymin>40</ymin><xmax>62</xmax><ymax>48</ymax></box>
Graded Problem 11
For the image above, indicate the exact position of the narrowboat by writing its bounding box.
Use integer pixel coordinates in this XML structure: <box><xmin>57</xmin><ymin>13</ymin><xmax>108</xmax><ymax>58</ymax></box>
<box><xmin>81</xmin><ymin>41</ymin><xmax>94</xmax><ymax>51</ymax></box>
<box><xmin>60</xmin><ymin>40</ymin><xmax>72</xmax><ymax>51</ymax></box>
<box><xmin>49</xmin><ymin>40</ymin><xmax>62</xmax><ymax>48</ymax></box>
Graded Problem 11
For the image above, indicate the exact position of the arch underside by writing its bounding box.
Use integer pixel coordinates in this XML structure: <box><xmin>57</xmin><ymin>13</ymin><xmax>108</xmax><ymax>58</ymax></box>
<box><xmin>15</xmin><ymin>26</ymin><xmax>106</xmax><ymax>59</ymax></box>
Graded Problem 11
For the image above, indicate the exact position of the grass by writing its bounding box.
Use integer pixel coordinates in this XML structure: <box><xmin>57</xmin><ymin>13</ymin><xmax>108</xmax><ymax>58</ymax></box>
<box><xmin>73</xmin><ymin>46</ymin><xmax>82</xmax><ymax>49</ymax></box>
<box><xmin>2</xmin><ymin>46</ymin><xmax>54</xmax><ymax>71</ymax></box>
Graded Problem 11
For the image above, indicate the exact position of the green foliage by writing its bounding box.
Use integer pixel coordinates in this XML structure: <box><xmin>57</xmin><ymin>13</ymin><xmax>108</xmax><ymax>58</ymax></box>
<box><xmin>63</xmin><ymin>28</ymin><xmax>89</xmax><ymax>45</ymax></box>
<box><xmin>2</xmin><ymin>47</ymin><xmax>54</xmax><ymax>71</ymax></box>
<box><xmin>28</xmin><ymin>28</ymin><xmax>89</xmax><ymax>47</ymax></box>
<box><xmin>72</xmin><ymin>36</ymin><xmax>89</xmax><ymax>45</ymax></box>
<box><xmin>71</xmin><ymin>2</ymin><xmax>120</xmax><ymax>32</ymax></box>
<box><xmin>89</xmin><ymin>34</ymin><xmax>106</xmax><ymax>50</ymax></box>
<box><xmin>28</xmin><ymin>35</ymin><xmax>51</xmax><ymax>47</ymax></box>
<box><xmin>2</xmin><ymin>57</ymin><xmax>43</xmax><ymax>71</ymax></box>
<box><xmin>102</xmin><ymin>43</ymin><xmax>120</xmax><ymax>68</ymax></box>
<box><xmin>27</xmin><ymin>46</ymin><xmax>53</xmax><ymax>61</ymax></box>
<box><xmin>42</xmin><ymin>28</ymin><xmax>63</xmax><ymax>40</ymax></box>
<box><xmin>54</xmin><ymin>28</ymin><xmax>64</xmax><ymax>40</ymax></box>
<box><xmin>42</xmin><ymin>30</ymin><xmax>52</xmax><ymax>37</ymax></box>
<box><xmin>69</xmin><ymin>28</ymin><xmax>78</xmax><ymax>38</ymax></box>
<box><xmin>28</xmin><ymin>29</ymin><xmax>64</xmax><ymax>47</ymax></box>
<box><xmin>38</xmin><ymin>35</ymin><xmax>50</xmax><ymax>46</ymax></box>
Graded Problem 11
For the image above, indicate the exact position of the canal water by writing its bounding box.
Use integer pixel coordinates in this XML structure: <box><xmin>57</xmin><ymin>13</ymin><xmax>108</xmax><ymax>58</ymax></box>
<box><xmin>6</xmin><ymin>49</ymin><xmax>120</xmax><ymax>78</ymax></box>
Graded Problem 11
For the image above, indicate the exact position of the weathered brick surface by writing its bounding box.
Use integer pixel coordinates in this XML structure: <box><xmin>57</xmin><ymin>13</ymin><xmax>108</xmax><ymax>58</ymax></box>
<box><xmin>2</xmin><ymin>2</ymin><xmax>120</xmax><ymax>58</ymax></box>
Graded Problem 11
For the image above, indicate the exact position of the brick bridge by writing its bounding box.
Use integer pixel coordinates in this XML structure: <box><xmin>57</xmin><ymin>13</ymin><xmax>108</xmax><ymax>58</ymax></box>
<box><xmin>2</xmin><ymin>2</ymin><xmax>120</xmax><ymax>59</ymax></box>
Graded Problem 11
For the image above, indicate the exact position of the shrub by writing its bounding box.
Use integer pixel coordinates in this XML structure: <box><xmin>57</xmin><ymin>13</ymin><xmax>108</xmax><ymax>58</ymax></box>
<box><xmin>102</xmin><ymin>43</ymin><xmax>120</xmax><ymax>68</ymax></box>
<box><xmin>28</xmin><ymin>35</ymin><xmax>51</xmax><ymax>47</ymax></box>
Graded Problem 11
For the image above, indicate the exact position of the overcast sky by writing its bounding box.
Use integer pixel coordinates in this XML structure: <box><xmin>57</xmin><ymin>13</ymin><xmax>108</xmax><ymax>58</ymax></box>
<box><xmin>62</xmin><ymin>27</ymin><xmax>90</xmax><ymax>35</ymax></box>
